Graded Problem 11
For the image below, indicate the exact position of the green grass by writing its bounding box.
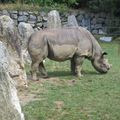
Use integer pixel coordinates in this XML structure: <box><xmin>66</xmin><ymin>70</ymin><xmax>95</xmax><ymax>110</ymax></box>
<box><xmin>22</xmin><ymin>40</ymin><xmax>120</xmax><ymax>120</ymax></box>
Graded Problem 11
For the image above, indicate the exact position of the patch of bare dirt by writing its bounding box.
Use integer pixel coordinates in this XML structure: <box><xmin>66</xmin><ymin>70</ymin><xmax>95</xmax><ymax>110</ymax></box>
<box><xmin>17</xmin><ymin>77</ymin><xmax>77</xmax><ymax>106</ymax></box>
<box><xmin>54</xmin><ymin>101</ymin><xmax>64</xmax><ymax>111</ymax></box>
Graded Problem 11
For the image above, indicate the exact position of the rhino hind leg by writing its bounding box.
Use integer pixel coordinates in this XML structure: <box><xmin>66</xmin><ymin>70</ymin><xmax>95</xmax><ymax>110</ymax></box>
<box><xmin>31</xmin><ymin>60</ymin><xmax>40</xmax><ymax>80</ymax></box>
<box><xmin>71</xmin><ymin>58</ymin><xmax>76</xmax><ymax>75</ymax></box>
<box><xmin>72</xmin><ymin>56</ymin><xmax>85</xmax><ymax>77</ymax></box>
<box><xmin>39</xmin><ymin>62</ymin><xmax>48</xmax><ymax>78</ymax></box>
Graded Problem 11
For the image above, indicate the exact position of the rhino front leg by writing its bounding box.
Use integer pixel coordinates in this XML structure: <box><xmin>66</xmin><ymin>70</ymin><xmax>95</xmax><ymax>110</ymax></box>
<box><xmin>39</xmin><ymin>62</ymin><xmax>48</xmax><ymax>78</ymax></box>
<box><xmin>74</xmin><ymin>56</ymin><xmax>85</xmax><ymax>77</ymax></box>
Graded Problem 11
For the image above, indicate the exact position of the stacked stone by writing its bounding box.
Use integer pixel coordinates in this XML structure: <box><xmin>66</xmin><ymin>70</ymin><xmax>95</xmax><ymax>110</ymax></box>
<box><xmin>76</xmin><ymin>12</ymin><xmax>108</xmax><ymax>34</ymax></box>
<box><xmin>0</xmin><ymin>9</ymin><xmax>113</xmax><ymax>34</ymax></box>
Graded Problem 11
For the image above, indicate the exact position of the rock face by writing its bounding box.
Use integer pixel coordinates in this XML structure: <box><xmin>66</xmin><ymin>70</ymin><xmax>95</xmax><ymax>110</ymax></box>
<box><xmin>0</xmin><ymin>15</ymin><xmax>27</xmax><ymax>87</ymax></box>
<box><xmin>0</xmin><ymin>41</ymin><xmax>24</xmax><ymax>120</ymax></box>
<box><xmin>18</xmin><ymin>22</ymin><xmax>34</xmax><ymax>64</ymax></box>
<box><xmin>47</xmin><ymin>10</ymin><xmax>61</xmax><ymax>28</ymax></box>
<box><xmin>67</xmin><ymin>15</ymin><xmax>78</xmax><ymax>27</ymax></box>
<box><xmin>0</xmin><ymin>15</ymin><xmax>15</xmax><ymax>35</ymax></box>
<box><xmin>0</xmin><ymin>15</ymin><xmax>21</xmax><ymax>56</ymax></box>
<box><xmin>0</xmin><ymin>9</ymin><xmax>119</xmax><ymax>34</ymax></box>
<box><xmin>18</xmin><ymin>22</ymin><xmax>34</xmax><ymax>49</ymax></box>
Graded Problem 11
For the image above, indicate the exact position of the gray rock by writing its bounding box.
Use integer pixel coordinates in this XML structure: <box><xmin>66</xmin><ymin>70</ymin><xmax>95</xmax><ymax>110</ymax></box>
<box><xmin>39</xmin><ymin>11</ymin><xmax>47</xmax><ymax>17</ymax></box>
<box><xmin>29</xmin><ymin>14</ymin><xmax>37</xmax><ymax>21</ymax></box>
<box><xmin>18</xmin><ymin>22</ymin><xmax>34</xmax><ymax>66</ymax></box>
<box><xmin>0</xmin><ymin>16</ymin><xmax>28</xmax><ymax>87</ymax></box>
<box><xmin>0</xmin><ymin>41</ymin><xmax>9</xmax><ymax>71</ymax></box>
<box><xmin>18</xmin><ymin>11</ymin><xmax>23</xmax><ymax>16</ymax></box>
<box><xmin>10</xmin><ymin>10</ymin><xmax>18</xmax><ymax>14</ymax></box>
<box><xmin>13</xmin><ymin>20</ymin><xmax>18</xmax><ymax>26</ymax></box>
<box><xmin>36</xmin><ymin>22</ymin><xmax>43</xmax><ymax>27</ymax></box>
<box><xmin>0</xmin><ymin>15</ymin><xmax>19</xmax><ymax>58</ymax></box>
<box><xmin>0</xmin><ymin>15</ymin><xmax>15</xmax><ymax>35</ymax></box>
<box><xmin>18</xmin><ymin>22</ymin><xmax>34</xmax><ymax>49</ymax></box>
<box><xmin>67</xmin><ymin>15</ymin><xmax>78</xmax><ymax>27</ymax></box>
<box><xmin>92</xmin><ymin>29</ymin><xmax>98</xmax><ymax>34</ymax></box>
<box><xmin>99</xmin><ymin>36</ymin><xmax>112</xmax><ymax>42</ymax></box>
<box><xmin>95</xmin><ymin>14</ymin><xmax>99</xmax><ymax>19</ymax></box>
<box><xmin>90</xmin><ymin>25</ymin><xmax>95</xmax><ymax>29</ymax></box>
<box><xmin>98</xmin><ymin>29</ymin><xmax>106</xmax><ymax>34</ymax></box>
<box><xmin>29</xmin><ymin>23</ymin><xmax>35</xmax><ymax>27</ymax></box>
<box><xmin>19</xmin><ymin>11</ymin><xmax>29</xmax><ymax>16</ymax></box>
<box><xmin>18</xmin><ymin>15</ymin><xmax>28</xmax><ymax>22</ymax></box>
<box><xmin>95</xmin><ymin>24</ymin><xmax>102</xmax><ymax>29</ymax></box>
<box><xmin>97</xmin><ymin>18</ymin><xmax>105</xmax><ymax>24</ymax></box>
<box><xmin>76</xmin><ymin>14</ymin><xmax>83</xmax><ymax>22</ymax></box>
<box><xmin>63</xmin><ymin>12</ymin><xmax>70</xmax><ymax>18</ymax></box>
<box><xmin>23</xmin><ymin>12</ymin><xmax>29</xmax><ymax>16</ymax></box>
<box><xmin>90</xmin><ymin>13</ymin><xmax>95</xmax><ymax>18</ymax></box>
<box><xmin>37</xmin><ymin>16</ymin><xmax>42</xmax><ymax>22</ymax></box>
<box><xmin>42</xmin><ymin>22</ymin><xmax>48</xmax><ymax>28</ymax></box>
<box><xmin>91</xmin><ymin>18</ymin><xmax>97</xmax><ymax>25</ymax></box>
<box><xmin>99</xmin><ymin>12</ymin><xmax>106</xmax><ymax>18</ymax></box>
<box><xmin>47</xmin><ymin>10</ymin><xmax>61</xmax><ymax>28</ymax></box>
<box><xmin>11</xmin><ymin>13</ymin><xmax>18</xmax><ymax>19</ymax></box>
<box><xmin>28</xmin><ymin>20</ymin><xmax>36</xmax><ymax>24</ymax></box>
<box><xmin>0</xmin><ymin>11</ymin><xmax>2</xmax><ymax>15</ymax></box>
<box><xmin>2</xmin><ymin>10</ymin><xmax>9</xmax><ymax>16</ymax></box>
<box><xmin>43</xmin><ymin>16</ymin><xmax>47</xmax><ymax>22</ymax></box>
<box><xmin>0</xmin><ymin>41</ymin><xmax>24</xmax><ymax>120</ymax></box>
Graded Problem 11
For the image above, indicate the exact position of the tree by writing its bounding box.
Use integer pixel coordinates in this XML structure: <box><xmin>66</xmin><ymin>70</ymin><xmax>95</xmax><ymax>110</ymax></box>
<box><xmin>88</xmin><ymin>0</ymin><xmax>120</xmax><ymax>17</ymax></box>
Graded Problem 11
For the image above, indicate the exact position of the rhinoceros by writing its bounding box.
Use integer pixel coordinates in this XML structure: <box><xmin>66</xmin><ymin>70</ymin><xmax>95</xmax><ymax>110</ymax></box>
<box><xmin>28</xmin><ymin>27</ymin><xmax>111</xmax><ymax>80</ymax></box>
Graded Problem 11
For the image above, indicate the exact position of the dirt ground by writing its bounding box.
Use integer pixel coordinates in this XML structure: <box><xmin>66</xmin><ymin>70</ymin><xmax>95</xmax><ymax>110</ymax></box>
<box><xmin>17</xmin><ymin>77</ymin><xmax>77</xmax><ymax>106</ymax></box>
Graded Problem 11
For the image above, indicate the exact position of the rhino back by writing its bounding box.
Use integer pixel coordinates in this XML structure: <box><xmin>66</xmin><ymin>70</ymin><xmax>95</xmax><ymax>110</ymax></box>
<box><xmin>44</xmin><ymin>29</ymin><xmax>79</xmax><ymax>61</ymax></box>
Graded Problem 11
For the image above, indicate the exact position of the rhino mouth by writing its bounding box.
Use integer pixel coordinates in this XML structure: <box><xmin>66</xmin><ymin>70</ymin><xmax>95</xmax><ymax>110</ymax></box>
<box><xmin>92</xmin><ymin>62</ymin><xmax>110</xmax><ymax>74</ymax></box>
<box><xmin>97</xmin><ymin>68</ymin><xmax>108</xmax><ymax>74</ymax></box>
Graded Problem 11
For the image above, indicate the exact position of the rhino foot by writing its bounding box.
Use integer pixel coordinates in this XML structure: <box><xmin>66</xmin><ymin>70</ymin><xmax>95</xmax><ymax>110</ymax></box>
<box><xmin>76</xmin><ymin>73</ymin><xmax>83</xmax><ymax>78</ymax></box>
<box><xmin>42</xmin><ymin>75</ymin><xmax>49</xmax><ymax>79</ymax></box>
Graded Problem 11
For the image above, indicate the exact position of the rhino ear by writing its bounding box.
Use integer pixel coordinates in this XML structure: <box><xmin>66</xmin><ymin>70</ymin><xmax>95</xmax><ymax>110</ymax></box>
<box><xmin>102</xmin><ymin>52</ymin><xmax>108</xmax><ymax>57</ymax></box>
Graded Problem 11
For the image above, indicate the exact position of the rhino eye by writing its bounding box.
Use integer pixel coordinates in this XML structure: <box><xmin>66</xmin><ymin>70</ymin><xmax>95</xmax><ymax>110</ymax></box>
<box><xmin>103</xmin><ymin>63</ymin><xmax>106</xmax><ymax>66</ymax></box>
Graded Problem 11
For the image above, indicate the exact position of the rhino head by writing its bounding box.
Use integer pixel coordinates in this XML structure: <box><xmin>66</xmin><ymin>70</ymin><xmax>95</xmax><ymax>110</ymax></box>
<box><xmin>92</xmin><ymin>52</ymin><xmax>112</xmax><ymax>73</ymax></box>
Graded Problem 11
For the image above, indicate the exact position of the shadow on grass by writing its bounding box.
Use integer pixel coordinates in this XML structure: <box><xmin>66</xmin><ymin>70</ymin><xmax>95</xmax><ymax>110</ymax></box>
<box><xmin>82</xmin><ymin>70</ymin><xmax>98</xmax><ymax>75</ymax></box>
<box><xmin>47</xmin><ymin>71</ymin><xmax>72</xmax><ymax>77</ymax></box>
<box><xmin>47</xmin><ymin>70</ymin><xmax>99</xmax><ymax>77</ymax></box>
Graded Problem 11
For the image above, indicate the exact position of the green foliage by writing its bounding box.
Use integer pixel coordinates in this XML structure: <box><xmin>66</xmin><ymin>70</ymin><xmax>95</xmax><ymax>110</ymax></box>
<box><xmin>25</xmin><ymin>0</ymin><xmax>54</xmax><ymax>6</ymax></box>
<box><xmin>89</xmin><ymin>0</ymin><xmax>120</xmax><ymax>17</ymax></box>
<box><xmin>89</xmin><ymin>0</ymin><xmax>114</xmax><ymax>12</ymax></box>
<box><xmin>0</xmin><ymin>0</ymin><xmax>120</xmax><ymax>17</ymax></box>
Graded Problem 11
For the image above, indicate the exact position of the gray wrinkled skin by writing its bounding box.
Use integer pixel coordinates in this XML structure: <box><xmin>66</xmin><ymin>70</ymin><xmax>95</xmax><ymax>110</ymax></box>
<box><xmin>28</xmin><ymin>27</ymin><xmax>111</xmax><ymax>80</ymax></box>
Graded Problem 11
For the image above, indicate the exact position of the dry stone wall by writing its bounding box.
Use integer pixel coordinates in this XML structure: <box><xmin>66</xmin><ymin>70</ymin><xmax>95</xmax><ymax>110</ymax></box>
<box><xmin>0</xmin><ymin>9</ymin><xmax>111</xmax><ymax>34</ymax></box>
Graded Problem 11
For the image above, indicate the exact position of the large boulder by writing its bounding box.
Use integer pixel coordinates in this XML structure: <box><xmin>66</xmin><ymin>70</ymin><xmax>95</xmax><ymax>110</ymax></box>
<box><xmin>67</xmin><ymin>15</ymin><xmax>78</xmax><ymax>27</ymax></box>
<box><xmin>18</xmin><ymin>22</ymin><xmax>34</xmax><ymax>64</ymax></box>
<box><xmin>0</xmin><ymin>41</ymin><xmax>24</xmax><ymax>120</ymax></box>
<box><xmin>0</xmin><ymin>15</ymin><xmax>21</xmax><ymax>57</ymax></box>
<box><xmin>18</xmin><ymin>22</ymin><xmax>34</xmax><ymax>49</ymax></box>
<box><xmin>0</xmin><ymin>15</ymin><xmax>27</xmax><ymax>87</ymax></box>
<box><xmin>47</xmin><ymin>10</ymin><xmax>61</xmax><ymax>28</ymax></box>
<box><xmin>0</xmin><ymin>15</ymin><xmax>15</xmax><ymax>35</ymax></box>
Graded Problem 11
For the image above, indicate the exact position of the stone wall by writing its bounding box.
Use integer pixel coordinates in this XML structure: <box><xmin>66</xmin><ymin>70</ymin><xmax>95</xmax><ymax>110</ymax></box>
<box><xmin>0</xmin><ymin>9</ymin><xmax>113</xmax><ymax>34</ymax></box>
